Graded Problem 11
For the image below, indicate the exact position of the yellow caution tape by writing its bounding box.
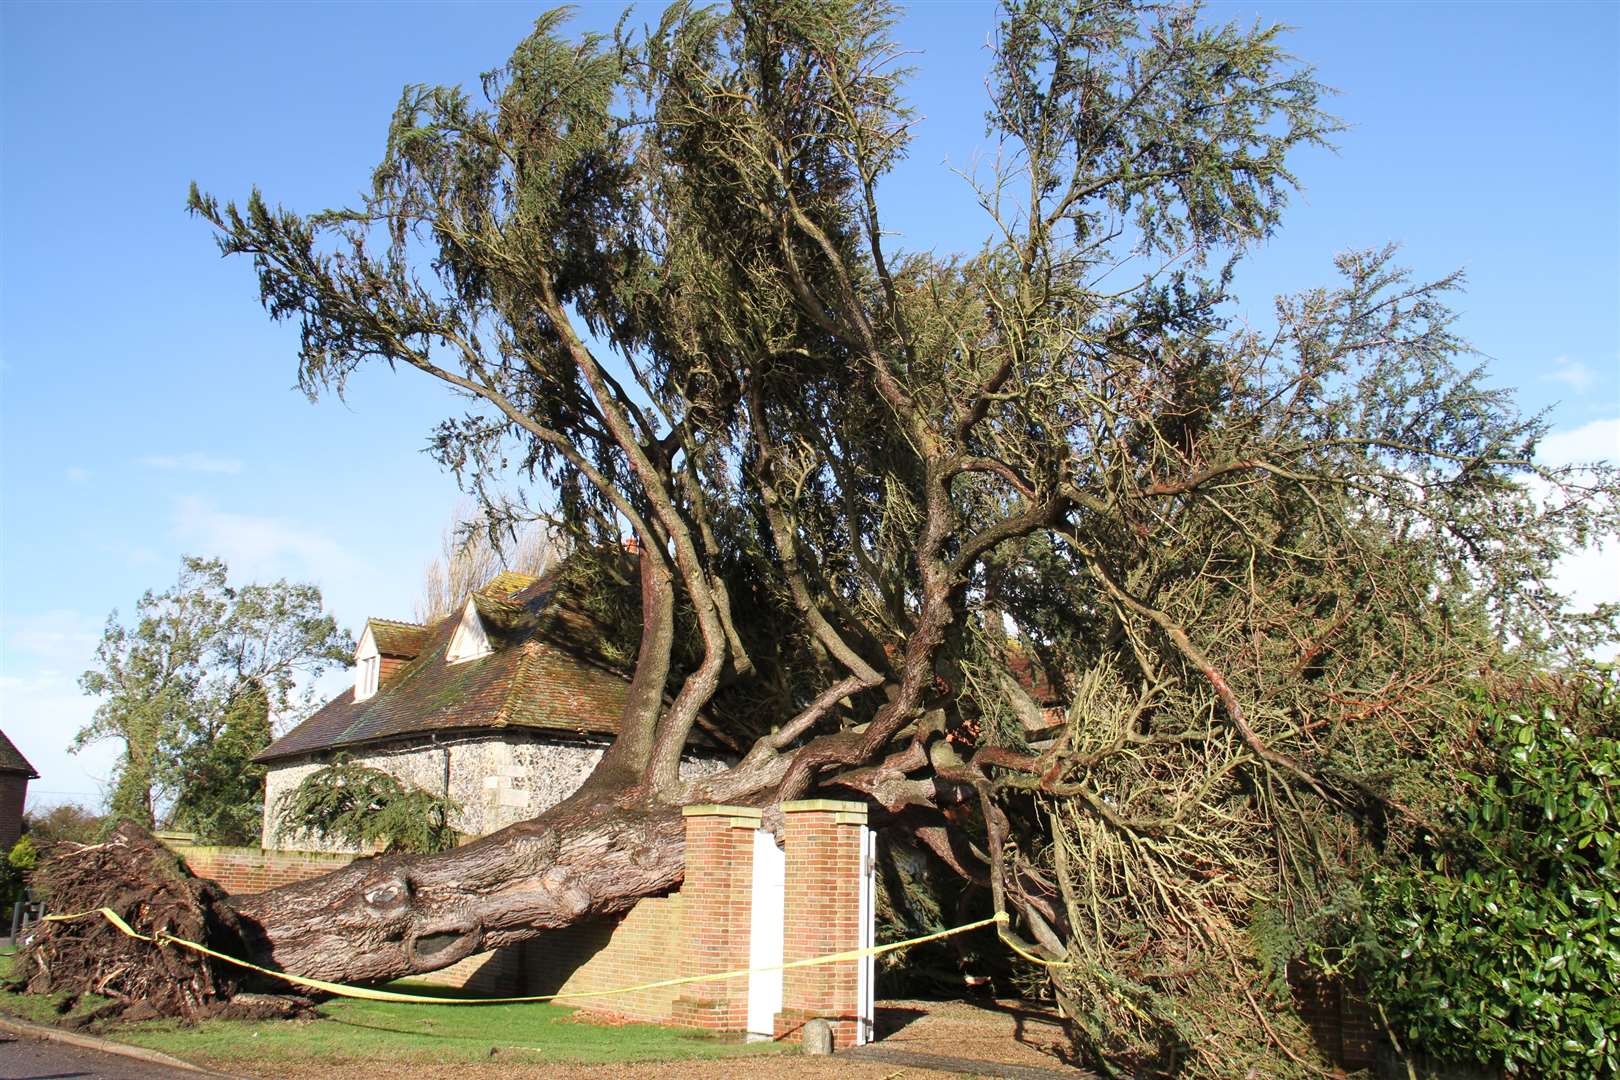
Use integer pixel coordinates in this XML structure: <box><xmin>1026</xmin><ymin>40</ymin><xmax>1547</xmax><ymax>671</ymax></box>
<box><xmin>998</xmin><ymin>933</ymin><xmax>1076</xmax><ymax>968</ymax></box>
<box><xmin>42</xmin><ymin>906</ymin><xmax>1013</xmax><ymax>1006</ymax></box>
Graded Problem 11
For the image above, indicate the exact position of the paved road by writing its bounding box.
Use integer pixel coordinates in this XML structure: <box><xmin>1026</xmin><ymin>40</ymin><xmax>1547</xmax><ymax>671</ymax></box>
<box><xmin>0</xmin><ymin>1033</ymin><xmax>201</xmax><ymax>1079</ymax></box>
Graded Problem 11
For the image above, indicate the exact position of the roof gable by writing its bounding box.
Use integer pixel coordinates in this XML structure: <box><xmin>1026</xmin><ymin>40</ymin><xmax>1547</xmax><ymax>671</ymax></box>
<box><xmin>0</xmin><ymin>728</ymin><xmax>39</xmax><ymax>778</ymax></box>
<box><xmin>446</xmin><ymin>597</ymin><xmax>492</xmax><ymax>664</ymax></box>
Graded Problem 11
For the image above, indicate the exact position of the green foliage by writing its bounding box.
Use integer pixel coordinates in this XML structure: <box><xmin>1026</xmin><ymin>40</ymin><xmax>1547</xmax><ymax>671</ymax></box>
<box><xmin>77</xmin><ymin>556</ymin><xmax>351</xmax><ymax>837</ymax></box>
<box><xmin>7</xmin><ymin>837</ymin><xmax>37</xmax><ymax>872</ymax></box>
<box><xmin>276</xmin><ymin>758</ymin><xmax>461</xmax><ymax>854</ymax></box>
<box><xmin>21</xmin><ymin>803</ymin><xmax>104</xmax><ymax>846</ymax></box>
<box><xmin>1360</xmin><ymin>681</ymin><xmax>1619</xmax><ymax>1077</ymax></box>
<box><xmin>0</xmin><ymin>837</ymin><xmax>38</xmax><ymax>907</ymax></box>
<box><xmin>166</xmin><ymin>680</ymin><xmax>273</xmax><ymax>846</ymax></box>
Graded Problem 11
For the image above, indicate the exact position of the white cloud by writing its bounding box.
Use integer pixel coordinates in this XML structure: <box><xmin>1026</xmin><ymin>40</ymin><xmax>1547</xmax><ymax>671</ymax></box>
<box><xmin>1540</xmin><ymin>356</ymin><xmax>1598</xmax><ymax>394</ymax></box>
<box><xmin>0</xmin><ymin>671</ymin><xmax>117</xmax><ymax>811</ymax></box>
<box><xmin>64</xmin><ymin>466</ymin><xmax>91</xmax><ymax>485</ymax></box>
<box><xmin>0</xmin><ymin>610</ymin><xmax>118</xmax><ymax>811</ymax></box>
<box><xmin>2</xmin><ymin>609</ymin><xmax>104</xmax><ymax>669</ymax></box>
<box><xmin>1538</xmin><ymin>417</ymin><xmax>1620</xmax><ymax>468</ymax></box>
<box><xmin>171</xmin><ymin>496</ymin><xmax>364</xmax><ymax>587</ymax></box>
<box><xmin>138</xmin><ymin>453</ymin><xmax>244</xmax><ymax>475</ymax></box>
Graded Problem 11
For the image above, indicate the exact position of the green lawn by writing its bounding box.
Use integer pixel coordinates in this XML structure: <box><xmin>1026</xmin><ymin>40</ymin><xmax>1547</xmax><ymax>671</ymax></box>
<box><xmin>0</xmin><ymin>949</ymin><xmax>786</xmax><ymax>1068</ymax></box>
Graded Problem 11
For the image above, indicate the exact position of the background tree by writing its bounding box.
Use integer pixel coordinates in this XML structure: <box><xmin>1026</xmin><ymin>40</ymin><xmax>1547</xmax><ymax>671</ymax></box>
<box><xmin>34</xmin><ymin>1</ymin><xmax>1615</xmax><ymax>1070</ymax></box>
<box><xmin>415</xmin><ymin>499</ymin><xmax>563</xmax><ymax>623</ymax></box>
<box><xmin>77</xmin><ymin>558</ymin><xmax>226</xmax><ymax>827</ymax></box>
<box><xmin>21</xmin><ymin>803</ymin><xmax>105</xmax><ymax>847</ymax></box>
<box><xmin>76</xmin><ymin>557</ymin><xmax>351</xmax><ymax>841</ymax></box>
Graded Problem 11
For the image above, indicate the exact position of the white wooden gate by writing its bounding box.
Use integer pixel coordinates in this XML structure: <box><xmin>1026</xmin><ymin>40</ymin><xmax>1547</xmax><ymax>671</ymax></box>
<box><xmin>855</xmin><ymin>824</ymin><xmax>877</xmax><ymax>1045</ymax></box>
<box><xmin>746</xmin><ymin>828</ymin><xmax>785</xmax><ymax>1039</ymax></box>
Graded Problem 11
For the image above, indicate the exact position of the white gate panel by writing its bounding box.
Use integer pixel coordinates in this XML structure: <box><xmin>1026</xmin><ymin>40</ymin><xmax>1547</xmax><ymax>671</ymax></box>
<box><xmin>855</xmin><ymin>824</ymin><xmax>876</xmax><ymax>1045</ymax></box>
<box><xmin>746</xmin><ymin>829</ymin><xmax>785</xmax><ymax>1039</ymax></box>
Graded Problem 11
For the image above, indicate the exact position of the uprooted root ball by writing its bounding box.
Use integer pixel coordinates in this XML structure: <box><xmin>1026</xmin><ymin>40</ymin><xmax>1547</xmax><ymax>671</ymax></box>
<box><xmin>16</xmin><ymin>822</ymin><xmax>258</xmax><ymax>1019</ymax></box>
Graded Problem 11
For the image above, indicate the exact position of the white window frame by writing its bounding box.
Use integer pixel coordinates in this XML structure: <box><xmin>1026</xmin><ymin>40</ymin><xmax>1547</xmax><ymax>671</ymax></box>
<box><xmin>354</xmin><ymin>625</ymin><xmax>381</xmax><ymax>701</ymax></box>
<box><xmin>446</xmin><ymin>598</ymin><xmax>493</xmax><ymax>665</ymax></box>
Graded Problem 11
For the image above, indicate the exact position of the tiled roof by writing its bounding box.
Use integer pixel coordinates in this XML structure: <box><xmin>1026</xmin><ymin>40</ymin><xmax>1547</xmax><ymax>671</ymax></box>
<box><xmin>257</xmin><ymin>573</ymin><xmax>634</xmax><ymax>763</ymax></box>
<box><xmin>481</xmin><ymin>571</ymin><xmax>541</xmax><ymax>599</ymax></box>
<box><xmin>369</xmin><ymin>618</ymin><xmax>428</xmax><ymax>659</ymax></box>
<box><xmin>0</xmin><ymin>728</ymin><xmax>38</xmax><ymax>778</ymax></box>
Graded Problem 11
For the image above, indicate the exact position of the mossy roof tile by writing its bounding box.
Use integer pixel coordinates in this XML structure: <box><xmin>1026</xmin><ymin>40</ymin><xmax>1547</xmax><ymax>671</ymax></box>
<box><xmin>369</xmin><ymin>618</ymin><xmax>429</xmax><ymax>659</ymax></box>
<box><xmin>256</xmin><ymin>572</ymin><xmax>628</xmax><ymax>763</ymax></box>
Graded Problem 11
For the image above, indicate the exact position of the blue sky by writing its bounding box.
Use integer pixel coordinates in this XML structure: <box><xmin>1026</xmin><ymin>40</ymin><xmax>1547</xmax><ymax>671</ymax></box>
<box><xmin>2</xmin><ymin>1</ymin><xmax>1616</xmax><ymax>810</ymax></box>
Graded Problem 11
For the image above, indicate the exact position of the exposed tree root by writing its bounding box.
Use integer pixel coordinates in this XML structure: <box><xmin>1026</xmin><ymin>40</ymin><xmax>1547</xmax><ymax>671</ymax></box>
<box><xmin>17</xmin><ymin>823</ymin><xmax>255</xmax><ymax>1020</ymax></box>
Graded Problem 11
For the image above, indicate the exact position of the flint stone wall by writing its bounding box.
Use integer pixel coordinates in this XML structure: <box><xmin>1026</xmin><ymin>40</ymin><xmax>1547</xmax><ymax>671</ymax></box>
<box><xmin>262</xmin><ymin>732</ymin><xmax>728</xmax><ymax>852</ymax></box>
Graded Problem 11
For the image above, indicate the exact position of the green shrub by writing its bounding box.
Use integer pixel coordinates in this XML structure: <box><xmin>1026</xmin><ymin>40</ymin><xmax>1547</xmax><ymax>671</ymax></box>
<box><xmin>1360</xmin><ymin>682</ymin><xmax>1618</xmax><ymax>1076</ymax></box>
<box><xmin>7</xmin><ymin>836</ymin><xmax>36</xmax><ymax>873</ymax></box>
<box><xmin>0</xmin><ymin>836</ymin><xmax>38</xmax><ymax>909</ymax></box>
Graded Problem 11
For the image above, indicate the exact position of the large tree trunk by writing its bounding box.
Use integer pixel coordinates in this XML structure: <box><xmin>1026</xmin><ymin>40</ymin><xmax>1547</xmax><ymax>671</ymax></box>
<box><xmin>232</xmin><ymin>792</ymin><xmax>686</xmax><ymax>983</ymax></box>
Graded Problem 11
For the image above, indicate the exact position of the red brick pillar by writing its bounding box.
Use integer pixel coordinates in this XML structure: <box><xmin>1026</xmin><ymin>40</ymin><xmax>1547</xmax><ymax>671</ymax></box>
<box><xmin>671</xmin><ymin>803</ymin><xmax>761</xmax><ymax>1031</ymax></box>
<box><xmin>774</xmin><ymin>799</ymin><xmax>868</xmax><ymax>1047</ymax></box>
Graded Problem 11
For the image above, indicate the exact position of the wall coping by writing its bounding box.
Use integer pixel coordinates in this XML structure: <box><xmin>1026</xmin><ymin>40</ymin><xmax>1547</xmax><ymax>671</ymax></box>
<box><xmin>167</xmin><ymin>843</ymin><xmax>356</xmax><ymax>861</ymax></box>
<box><xmin>781</xmin><ymin>799</ymin><xmax>867</xmax><ymax>817</ymax></box>
<box><xmin>680</xmin><ymin>804</ymin><xmax>762</xmax><ymax>820</ymax></box>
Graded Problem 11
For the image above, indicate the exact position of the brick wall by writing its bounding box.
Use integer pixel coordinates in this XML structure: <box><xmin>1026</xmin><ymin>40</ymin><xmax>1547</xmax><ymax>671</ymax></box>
<box><xmin>0</xmin><ymin>773</ymin><xmax>27</xmax><ymax>851</ymax></box>
<box><xmin>164</xmin><ymin>803</ymin><xmax>879</xmax><ymax>1042</ymax></box>
<box><xmin>523</xmin><ymin>893</ymin><xmax>688</xmax><ymax>1022</ymax></box>
<box><xmin>169</xmin><ymin>843</ymin><xmax>357</xmax><ymax>895</ymax></box>
<box><xmin>774</xmin><ymin>799</ymin><xmax>866</xmax><ymax>1046</ymax></box>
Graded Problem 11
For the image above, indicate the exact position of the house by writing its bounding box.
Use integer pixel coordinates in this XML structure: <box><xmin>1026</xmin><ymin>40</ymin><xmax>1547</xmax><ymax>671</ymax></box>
<box><xmin>0</xmin><ymin>728</ymin><xmax>39</xmax><ymax>851</ymax></box>
<box><xmin>256</xmin><ymin>568</ymin><xmax>726</xmax><ymax>851</ymax></box>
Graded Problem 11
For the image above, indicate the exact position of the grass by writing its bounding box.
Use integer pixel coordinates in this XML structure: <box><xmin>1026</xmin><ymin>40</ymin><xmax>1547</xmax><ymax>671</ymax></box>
<box><xmin>0</xmin><ymin>949</ymin><xmax>787</xmax><ymax>1068</ymax></box>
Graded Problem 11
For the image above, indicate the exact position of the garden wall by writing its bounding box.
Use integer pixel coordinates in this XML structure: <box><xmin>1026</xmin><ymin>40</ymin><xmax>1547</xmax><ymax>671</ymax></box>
<box><xmin>522</xmin><ymin>892</ymin><xmax>688</xmax><ymax>1022</ymax></box>
<box><xmin>160</xmin><ymin>803</ymin><xmax>876</xmax><ymax>1043</ymax></box>
<box><xmin>1289</xmin><ymin>962</ymin><xmax>1380</xmax><ymax>1073</ymax></box>
<box><xmin>167</xmin><ymin>841</ymin><xmax>356</xmax><ymax>895</ymax></box>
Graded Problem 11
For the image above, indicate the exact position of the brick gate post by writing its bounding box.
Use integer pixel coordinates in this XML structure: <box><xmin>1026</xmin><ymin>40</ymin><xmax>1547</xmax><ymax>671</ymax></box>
<box><xmin>671</xmin><ymin>804</ymin><xmax>761</xmax><ymax>1031</ymax></box>
<box><xmin>774</xmin><ymin>799</ymin><xmax>868</xmax><ymax>1047</ymax></box>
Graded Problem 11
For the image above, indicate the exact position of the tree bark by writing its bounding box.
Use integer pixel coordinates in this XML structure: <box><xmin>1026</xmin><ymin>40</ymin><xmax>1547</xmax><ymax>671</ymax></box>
<box><xmin>230</xmin><ymin>792</ymin><xmax>687</xmax><ymax>984</ymax></box>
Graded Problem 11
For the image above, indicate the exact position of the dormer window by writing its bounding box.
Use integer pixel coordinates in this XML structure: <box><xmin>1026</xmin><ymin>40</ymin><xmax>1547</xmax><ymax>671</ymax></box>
<box><xmin>355</xmin><ymin>625</ymin><xmax>381</xmax><ymax>701</ymax></box>
<box><xmin>446</xmin><ymin>597</ymin><xmax>493</xmax><ymax>664</ymax></box>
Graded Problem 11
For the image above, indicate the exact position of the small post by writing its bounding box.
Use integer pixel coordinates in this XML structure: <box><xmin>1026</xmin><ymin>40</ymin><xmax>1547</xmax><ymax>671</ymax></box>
<box><xmin>802</xmin><ymin>1018</ymin><xmax>834</xmax><ymax>1056</ymax></box>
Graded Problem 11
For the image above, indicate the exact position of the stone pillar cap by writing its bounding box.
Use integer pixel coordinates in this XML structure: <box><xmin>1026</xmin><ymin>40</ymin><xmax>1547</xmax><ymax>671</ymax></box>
<box><xmin>780</xmin><ymin>799</ymin><xmax>868</xmax><ymax>816</ymax></box>
<box><xmin>680</xmin><ymin>803</ymin><xmax>763</xmax><ymax>819</ymax></box>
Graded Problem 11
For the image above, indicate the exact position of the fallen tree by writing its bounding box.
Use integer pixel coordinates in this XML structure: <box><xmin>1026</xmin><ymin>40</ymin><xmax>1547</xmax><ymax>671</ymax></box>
<box><xmin>36</xmin><ymin>1</ymin><xmax>1616</xmax><ymax>1073</ymax></box>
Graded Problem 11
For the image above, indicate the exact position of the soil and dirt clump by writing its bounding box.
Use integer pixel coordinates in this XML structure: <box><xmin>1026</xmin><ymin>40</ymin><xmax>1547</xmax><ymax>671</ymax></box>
<box><xmin>7</xmin><ymin>823</ymin><xmax>287</xmax><ymax>1022</ymax></box>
